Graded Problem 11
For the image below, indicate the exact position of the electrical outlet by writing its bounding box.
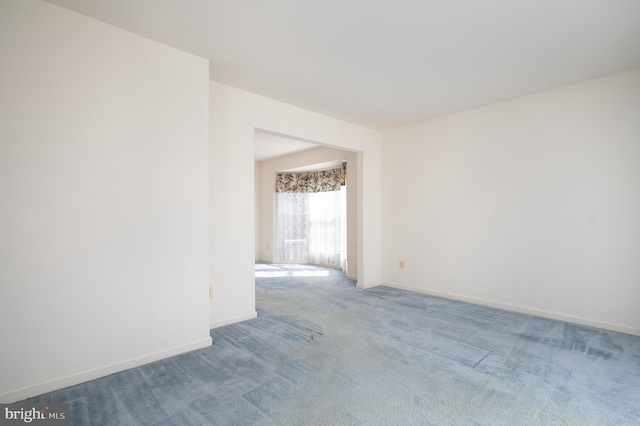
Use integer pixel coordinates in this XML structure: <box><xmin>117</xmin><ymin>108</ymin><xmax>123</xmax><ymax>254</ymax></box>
<box><xmin>399</xmin><ymin>260</ymin><xmax>405</xmax><ymax>269</ymax></box>
<box><xmin>209</xmin><ymin>285</ymin><xmax>214</xmax><ymax>299</ymax></box>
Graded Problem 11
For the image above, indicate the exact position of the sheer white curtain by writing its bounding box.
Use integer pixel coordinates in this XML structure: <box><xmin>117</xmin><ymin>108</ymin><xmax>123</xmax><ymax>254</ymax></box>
<box><xmin>275</xmin><ymin>187</ymin><xmax>346</xmax><ymax>268</ymax></box>
<box><xmin>308</xmin><ymin>189</ymin><xmax>343</xmax><ymax>267</ymax></box>
<box><xmin>275</xmin><ymin>192</ymin><xmax>309</xmax><ymax>262</ymax></box>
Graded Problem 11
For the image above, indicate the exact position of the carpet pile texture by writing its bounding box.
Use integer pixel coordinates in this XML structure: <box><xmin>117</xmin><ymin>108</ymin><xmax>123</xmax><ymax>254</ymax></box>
<box><xmin>26</xmin><ymin>263</ymin><xmax>640</xmax><ymax>425</ymax></box>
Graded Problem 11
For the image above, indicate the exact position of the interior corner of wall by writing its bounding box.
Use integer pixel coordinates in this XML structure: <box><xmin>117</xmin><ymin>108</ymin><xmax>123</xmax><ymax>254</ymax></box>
<box><xmin>209</xmin><ymin>311</ymin><xmax>258</xmax><ymax>329</ymax></box>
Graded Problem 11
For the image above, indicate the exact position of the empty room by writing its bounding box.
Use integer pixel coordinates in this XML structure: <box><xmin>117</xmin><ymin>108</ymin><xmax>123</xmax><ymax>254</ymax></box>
<box><xmin>1</xmin><ymin>0</ymin><xmax>639</xmax><ymax>424</ymax></box>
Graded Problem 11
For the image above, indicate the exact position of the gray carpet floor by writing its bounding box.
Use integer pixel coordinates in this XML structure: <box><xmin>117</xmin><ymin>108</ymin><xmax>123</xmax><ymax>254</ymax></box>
<box><xmin>25</xmin><ymin>263</ymin><xmax>640</xmax><ymax>425</ymax></box>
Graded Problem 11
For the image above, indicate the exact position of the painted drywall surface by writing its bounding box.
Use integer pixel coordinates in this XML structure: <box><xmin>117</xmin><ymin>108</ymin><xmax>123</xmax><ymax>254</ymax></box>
<box><xmin>382</xmin><ymin>68</ymin><xmax>640</xmax><ymax>334</ymax></box>
<box><xmin>254</xmin><ymin>161</ymin><xmax>262</xmax><ymax>260</ymax></box>
<box><xmin>209</xmin><ymin>82</ymin><xmax>381</xmax><ymax>326</ymax></box>
<box><xmin>345</xmin><ymin>153</ymin><xmax>358</xmax><ymax>280</ymax></box>
<box><xmin>256</xmin><ymin>147</ymin><xmax>358</xmax><ymax>279</ymax></box>
<box><xmin>0</xmin><ymin>0</ymin><xmax>211</xmax><ymax>401</ymax></box>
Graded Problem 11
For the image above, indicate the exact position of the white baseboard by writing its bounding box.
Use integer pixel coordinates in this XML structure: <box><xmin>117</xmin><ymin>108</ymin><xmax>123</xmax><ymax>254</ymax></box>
<box><xmin>347</xmin><ymin>274</ymin><xmax>357</xmax><ymax>281</ymax></box>
<box><xmin>357</xmin><ymin>280</ymin><xmax>381</xmax><ymax>289</ymax></box>
<box><xmin>0</xmin><ymin>337</ymin><xmax>212</xmax><ymax>403</ymax></box>
<box><xmin>382</xmin><ymin>281</ymin><xmax>640</xmax><ymax>337</ymax></box>
<box><xmin>210</xmin><ymin>311</ymin><xmax>258</xmax><ymax>329</ymax></box>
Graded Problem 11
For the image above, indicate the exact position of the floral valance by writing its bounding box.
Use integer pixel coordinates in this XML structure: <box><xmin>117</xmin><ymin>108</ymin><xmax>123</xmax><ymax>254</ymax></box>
<box><xmin>276</xmin><ymin>164</ymin><xmax>345</xmax><ymax>193</ymax></box>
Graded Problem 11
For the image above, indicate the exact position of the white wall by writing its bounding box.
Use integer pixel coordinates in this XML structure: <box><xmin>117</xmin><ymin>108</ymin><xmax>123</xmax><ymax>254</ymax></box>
<box><xmin>0</xmin><ymin>0</ymin><xmax>211</xmax><ymax>402</ymax></box>
<box><xmin>209</xmin><ymin>82</ymin><xmax>381</xmax><ymax>328</ymax></box>
<box><xmin>256</xmin><ymin>146</ymin><xmax>358</xmax><ymax>279</ymax></box>
<box><xmin>382</xmin><ymin>68</ymin><xmax>640</xmax><ymax>335</ymax></box>
<box><xmin>254</xmin><ymin>161</ymin><xmax>262</xmax><ymax>261</ymax></box>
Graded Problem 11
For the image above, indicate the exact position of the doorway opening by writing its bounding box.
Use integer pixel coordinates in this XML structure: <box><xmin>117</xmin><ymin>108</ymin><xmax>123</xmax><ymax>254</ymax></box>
<box><xmin>254</xmin><ymin>129</ymin><xmax>358</xmax><ymax>280</ymax></box>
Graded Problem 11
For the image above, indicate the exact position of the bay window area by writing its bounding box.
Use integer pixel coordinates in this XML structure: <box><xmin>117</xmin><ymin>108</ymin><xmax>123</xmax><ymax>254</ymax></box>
<box><xmin>274</xmin><ymin>164</ymin><xmax>347</xmax><ymax>269</ymax></box>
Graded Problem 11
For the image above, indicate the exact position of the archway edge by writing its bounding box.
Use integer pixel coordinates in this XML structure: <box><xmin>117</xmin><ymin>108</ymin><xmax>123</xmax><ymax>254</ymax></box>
<box><xmin>209</xmin><ymin>81</ymin><xmax>382</xmax><ymax>327</ymax></box>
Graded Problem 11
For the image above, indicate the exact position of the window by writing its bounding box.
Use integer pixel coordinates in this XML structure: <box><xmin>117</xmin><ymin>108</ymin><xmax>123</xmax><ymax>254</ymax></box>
<box><xmin>274</xmin><ymin>165</ymin><xmax>346</xmax><ymax>269</ymax></box>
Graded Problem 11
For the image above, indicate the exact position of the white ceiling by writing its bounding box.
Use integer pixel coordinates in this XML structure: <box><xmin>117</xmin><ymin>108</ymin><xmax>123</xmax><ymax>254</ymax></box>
<box><xmin>282</xmin><ymin>160</ymin><xmax>344</xmax><ymax>173</ymax></box>
<box><xmin>45</xmin><ymin>0</ymin><xmax>640</xmax><ymax>130</ymax></box>
<box><xmin>254</xmin><ymin>131</ymin><xmax>318</xmax><ymax>162</ymax></box>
